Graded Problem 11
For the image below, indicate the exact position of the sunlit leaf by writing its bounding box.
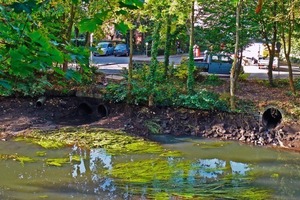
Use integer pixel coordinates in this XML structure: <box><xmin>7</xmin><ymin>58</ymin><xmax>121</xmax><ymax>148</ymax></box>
<box><xmin>119</xmin><ymin>1</ymin><xmax>138</xmax><ymax>10</ymax></box>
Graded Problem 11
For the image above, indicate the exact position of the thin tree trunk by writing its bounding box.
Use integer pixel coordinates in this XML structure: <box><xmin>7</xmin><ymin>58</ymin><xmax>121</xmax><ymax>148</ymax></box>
<box><xmin>164</xmin><ymin>14</ymin><xmax>172</xmax><ymax>79</ymax></box>
<box><xmin>267</xmin><ymin>2</ymin><xmax>278</xmax><ymax>86</ymax></box>
<box><xmin>63</xmin><ymin>3</ymin><xmax>76</xmax><ymax>72</ymax></box>
<box><xmin>148</xmin><ymin>21</ymin><xmax>162</xmax><ymax>107</ymax></box>
<box><xmin>280</xmin><ymin>1</ymin><xmax>296</xmax><ymax>94</ymax></box>
<box><xmin>230</xmin><ymin>0</ymin><xmax>242</xmax><ymax>110</ymax></box>
<box><xmin>127</xmin><ymin>29</ymin><xmax>134</xmax><ymax>103</ymax></box>
<box><xmin>187</xmin><ymin>0</ymin><xmax>195</xmax><ymax>95</ymax></box>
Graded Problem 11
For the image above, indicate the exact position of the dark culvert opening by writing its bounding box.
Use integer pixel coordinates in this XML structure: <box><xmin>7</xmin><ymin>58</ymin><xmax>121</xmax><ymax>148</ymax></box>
<box><xmin>262</xmin><ymin>107</ymin><xmax>282</xmax><ymax>129</ymax></box>
<box><xmin>77</xmin><ymin>102</ymin><xmax>94</xmax><ymax>116</ymax></box>
<box><xmin>97</xmin><ymin>104</ymin><xmax>109</xmax><ymax>117</ymax></box>
<box><xmin>36</xmin><ymin>97</ymin><xmax>46</xmax><ymax>107</ymax></box>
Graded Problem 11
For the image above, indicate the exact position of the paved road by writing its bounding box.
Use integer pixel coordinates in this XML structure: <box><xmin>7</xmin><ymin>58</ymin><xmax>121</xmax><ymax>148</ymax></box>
<box><xmin>244</xmin><ymin>65</ymin><xmax>300</xmax><ymax>80</ymax></box>
<box><xmin>91</xmin><ymin>54</ymin><xmax>300</xmax><ymax>80</ymax></box>
<box><xmin>91</xmin><ymin>54</ymin><xmax>186</xmax><ymax>75</ymax></box>
<box><xmin>92</xmin><ymin>54</ymin><xmax>185</xmax><ymax>65</ymax></box>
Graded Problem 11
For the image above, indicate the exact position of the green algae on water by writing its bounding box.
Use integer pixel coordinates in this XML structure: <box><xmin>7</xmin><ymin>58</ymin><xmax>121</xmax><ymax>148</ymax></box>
<box><xmin>0</xmin><ymin>154</ymin><xmax>35</xmax><ymax>165</ymax></box>
<box><xmin>107</xmin><ymin>158</ymin><xmax>192</xmax><ymax>184</ymax></box>
<box><xmin>46</xmin><ymin>158</ymin><xmax>70</xmax><ymax>167</ymax></box>
<box><xmin>36</xmin><ymin>151</ymin><xmax>47</xmax><ymax>157</ymax></box>
<box><xmin>18</xmin><ymin>128</ymin><xmax>164</xmax><ymax>155</ymax></box>
<box><xmin>105</xmin><ymin>157</ymin><xmax>272</xmax><ymax>200</ymax></box>
<box><xmin>193</xmin><ymin>141</ymin><xmax>231</xmax><ymax>149</ymax></box>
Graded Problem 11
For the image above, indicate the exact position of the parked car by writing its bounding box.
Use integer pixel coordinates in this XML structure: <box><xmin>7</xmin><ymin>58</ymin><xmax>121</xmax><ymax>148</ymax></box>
<box><xmin>194</xmin><ymin>54</ymin><xmax>233</xmax><ymax>74</ymax></box>
<box><xmin>93</xmin><ymin>42</ymin><xmax>114</xmax><ymax>56</ymax></box>
<box><xmin>258</xmin><ymin>56</ymin><xmax>279</xmax><ymax>69</ymax></box>
<box><xmin>113</xmin><ymin>43</ymin><xmax>130</xmax><ymax>57</ymax></box>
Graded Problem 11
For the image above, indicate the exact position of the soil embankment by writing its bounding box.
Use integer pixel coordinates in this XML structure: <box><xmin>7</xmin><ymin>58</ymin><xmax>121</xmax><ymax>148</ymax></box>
<box><xmin>0</xmin><ymin>96</ymin><xmax>300</xmax><ymax>152</ymax></box>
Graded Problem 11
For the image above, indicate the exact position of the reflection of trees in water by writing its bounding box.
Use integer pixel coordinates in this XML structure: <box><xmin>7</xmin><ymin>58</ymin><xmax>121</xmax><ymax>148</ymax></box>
<box><xmin>70</xmin><ymin>147</ymin><xmax>116</xmax><ymax>198</ymax></box>
<box><xmin>256</xmin><ymin>159</ymin><xmax>300</xmax><ymax>199</ymax></box>
<box><xmin>67</xmin><ymin>147</ymin><xmax>300</xmax><ymax>199</ymax></box>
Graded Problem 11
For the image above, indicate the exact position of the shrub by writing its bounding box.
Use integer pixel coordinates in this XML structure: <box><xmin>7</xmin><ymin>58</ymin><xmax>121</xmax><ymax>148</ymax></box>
<box><xmin>103</xmin><ymin>82</ymin><xmax>127</xmax><ymax>103</ymax></box>
<box><xmin>203</xmin><ymin>74</ymin><xmax>223</xmax><ymax>86</ymax></box>
<box><xmin>176</xmin><ymin>89</ymin><xmax>228</xmax><ymax>111</ymax></box>
<box><xmin>295</xmin><ymin>78</ymin><xmax>300</xmax><ymax>90</ymax></box>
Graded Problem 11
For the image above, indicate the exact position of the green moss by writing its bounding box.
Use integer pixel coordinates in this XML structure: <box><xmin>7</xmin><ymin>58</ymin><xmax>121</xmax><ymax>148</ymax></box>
<box><xmin>16</xmin><ymin>156</ymin><xmax>35</xmax><ymax>164</ymax></box>
<box><xmin>0</xmin><ymin>154</ymin><xmax>18</xmax><ymax>160</ymax></box>
<box><xmin>36</xmin><ymin>140</ymin><xmax>66</xmax><ymax>149</ymax></box>
<box><xmin>107</xmin><ymin>158</ymin><xmax>192</xmax><ymax>184</ymax></box>
<box><xmin>70</xmin><ymin>155</ymin><xmax>81</xmax><ymax>163</ymax></box>
<box><xmin>193</xmin><ymin>141</ymin><xmax>231</xmax><ymax>149</ymax></box>
<box><xmin>46</xmin><ymin>158</ymin><xmax>70</xmax><ymax>167</ymax></box>
<box><xmin>17</xmin><ymin>128</ymin><xmax>164</xmax><ymax>155</ymax></box>
<box><xmin>104</xmin><ymin>156</ymin><xmax>272</xmax><ymax>199</ymax></box>
<box><xmin>0</xmin><ymin>154</ymin><xmax>35</xmax><ymax>165</ymax></box>
<box><xmin>159</xmin><ymin>150</ymin><xmax>183</xmax><ymax>157</ymax></box>
<box><xmin>238</xmin><ymin>188</ymin><xmax>272</xmax><ymax>200</ymax></box>
<box><xmin>36</xmin><ymin>151</ymin><xmax>47</xmax><ymax>157</ymax></box>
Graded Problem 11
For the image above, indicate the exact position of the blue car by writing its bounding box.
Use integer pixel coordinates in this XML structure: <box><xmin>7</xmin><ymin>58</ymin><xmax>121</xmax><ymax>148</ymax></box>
<box><xmin>113</xmin><ymin>43</ymin><xmax>130</xmax><ymax>57</ymax></box>
<box><xmin>93</xmin><ymin>42</ymin><xmax>114</xmax><ymax>56</ymax></box>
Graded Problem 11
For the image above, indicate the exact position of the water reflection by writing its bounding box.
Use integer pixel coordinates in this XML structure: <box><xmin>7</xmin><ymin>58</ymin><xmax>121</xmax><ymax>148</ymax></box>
<box><xmin>0</xmin><ymin>136</ymin><xmax>300</xmax><ymax>199</ymax></box>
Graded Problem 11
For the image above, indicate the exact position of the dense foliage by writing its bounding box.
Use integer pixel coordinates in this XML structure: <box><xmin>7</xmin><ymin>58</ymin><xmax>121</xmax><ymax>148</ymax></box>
<box><xmin>1</xmin><ymin>0</ymin><xmax>300</xmax><ymax>109</ymax></box>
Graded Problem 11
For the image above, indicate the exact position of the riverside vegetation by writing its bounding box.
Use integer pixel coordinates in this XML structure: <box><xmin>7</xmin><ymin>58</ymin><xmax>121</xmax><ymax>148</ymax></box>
<box><xmin>1</xmin><ymin>62</ymin><xmax>300</xmax><ymax>151</ymax></box>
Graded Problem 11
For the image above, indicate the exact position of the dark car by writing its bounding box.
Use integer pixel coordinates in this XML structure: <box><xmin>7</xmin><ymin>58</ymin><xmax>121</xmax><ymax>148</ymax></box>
<box><xmin>113</xmin><ymin>43</ymin><xmax>130</xmax><ymax>57</ymax></box>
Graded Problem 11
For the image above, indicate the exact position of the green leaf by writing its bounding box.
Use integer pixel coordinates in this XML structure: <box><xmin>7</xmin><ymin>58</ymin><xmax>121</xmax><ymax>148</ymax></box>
<box><xmin>65</xmin><ymin>69</ymin><xmax>82</xmax><ymax>82</ymax></box>
<box><xmin>130</xmin><ymin>0</ymin><xmax>144</xmax><ymax>7</ymax></box>
<box><xmin>28</xmin><ymin>31</ymin><xmax>50</xmax><ymax>49</ymax></box>
<box><xmin>116</xmin><ymin>10</ymin><xmax>128</xmax><ymax>15</ymax></box>
<box><xmin>79</xmin><ymin>18</ymin><xmax>102</xmax><ymax>32</ymax></box>
<box><xmin>116</xmin><ymin>22</ymin><xmax>129</xmax><ymax>35</ymax></box>
<box><xmin>10</xmin><ymin>0</ymin><xmax>38</xmax><ymax>14</ymax></box>
<box><xmin>52</xmin><ymin>67</ymin><xmax>65</xmax><ymax>76</ymax></box>
<box><xmin>94</xmin><ymin>11</ymin><xmax>109</xmax><ymax>21</ymax></box>
<box><xmin>49</xmin><ymin>47</ymin><xmax>64</xmax><ymax>63</ymax></box>
<box><xmin>0</xmin><ymin>79</ymin><xmax>12</xmax><ymax>90</ymax></box>
<box><xmin>119</xmin><ymin>1</ymin><xmax>137</xmax><ymax>10</ymax></box>
<box><xmin>119</xmin><ymin>0</ymin><xmax>143</xmax><ymax>9</ymax></box>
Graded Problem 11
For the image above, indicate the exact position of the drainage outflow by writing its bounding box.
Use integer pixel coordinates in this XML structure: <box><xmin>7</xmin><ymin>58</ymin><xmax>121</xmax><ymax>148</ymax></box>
<box><xmin>77</xmin><ymin>102</ymin><xmax>109</xmax><ymax>118</ymax></box>
<box><xmin>36</xmin><ymin>97</ymin><xmax>46</xmax><ymax>107</ymax></box>
<box><xmin>262</xmin><ymin>107</ymin><xmax>282</xmax><ymax>129</ymax></box>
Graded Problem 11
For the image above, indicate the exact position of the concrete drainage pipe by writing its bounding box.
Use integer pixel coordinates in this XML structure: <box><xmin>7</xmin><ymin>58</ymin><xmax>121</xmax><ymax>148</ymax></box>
<box><xmin>77</xmin><ymin>102</ymin><xmax>109</xmax><ymax>118</ymax></box>
<box><xmin>97</xmin><ymin>104</ymin><xmax>109</xmax><ymax>118</ymax></box>
<box><xmin>262</xmin><ymin>107</ymin><xmax>282</xmax><ymax>129</ymax></box>
<box><xmin>77</xmin><ymin>102</ymin><xmax>94</xmax><ymax>116</ymax></box>
<box><xmin>36</xmin><ymin>97</ymin><xmax>46</xmax><ymax>107</ymax></box>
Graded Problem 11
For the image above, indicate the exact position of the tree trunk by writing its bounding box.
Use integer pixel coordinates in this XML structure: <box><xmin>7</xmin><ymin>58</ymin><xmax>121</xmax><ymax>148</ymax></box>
<box><xmin>164</xmin><ymin>14</ymin><xmax>172</xmax><ymax>79</ymax></box>
<box><xmin>230</xmin><ymin>0</ymin><xmax>242</xmax><ymax>110</ymax></box>
<box><xmin>280</xmin><ymin>1</ymin><xmax>296</xmax><ymax>94</ymax></box>
<box><xmin>127</xmin><ymin>29</ymin><xmax>134</xmax><ymax>103</ymax></box>
<box><xmin>63</xmin><ymin>2</ymin><xmax>76</xmax><ymax>72</ymax></box>
<box><xmin>148</xmin><ymin>21</ymin><xmax>162</xmax><ymax>107</ymax></box>
<box><xmin>187</xmin><ymin>1</ymin><xmax>195</xmax><ymax>95</ymax></box>
<box><xmin>267</xmin><ymin>2</ymin><xmax>278</xmax><ymax>86</ymax></box>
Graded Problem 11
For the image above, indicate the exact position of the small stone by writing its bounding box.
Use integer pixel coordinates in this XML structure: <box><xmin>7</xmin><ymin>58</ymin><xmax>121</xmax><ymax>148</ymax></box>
<box><xmin>239</xmin><ymin>135</ymin><xmax>246</xmax><ymax>141</ymax></box>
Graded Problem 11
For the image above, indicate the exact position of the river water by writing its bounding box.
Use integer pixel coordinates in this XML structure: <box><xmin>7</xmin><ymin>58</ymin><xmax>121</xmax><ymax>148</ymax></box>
<box><xmin>0</xmin><ymin>135</ymin><xmax>299</xmax><ymax>200</ymax></box>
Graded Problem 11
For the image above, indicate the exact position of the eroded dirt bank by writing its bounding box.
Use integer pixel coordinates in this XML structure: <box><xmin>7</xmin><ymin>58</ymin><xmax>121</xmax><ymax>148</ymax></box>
<box><xmin>0</xmin><ymin>96</ymin><xmax>300</xmax><ymax>152</ymax></box>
